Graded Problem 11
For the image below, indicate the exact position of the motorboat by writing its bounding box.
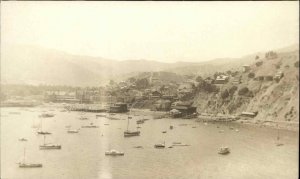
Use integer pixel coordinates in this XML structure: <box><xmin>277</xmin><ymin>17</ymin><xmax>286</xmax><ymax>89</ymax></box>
<box><xmin>67</xmin><ymin>129</ymin><xmax>80</xmax><ymax>133</ymax></box>
<box><xmin>218</xmin><ymin>147</ymin><xmax>230</xmax><ymax>155</ymax></box>
<box><xmin>37</xmin><ymin>131</ymin><xmax>52</xmax><ymax>135</ymax></box>
<box><xmin>96</xmin><ymin>114</ymin><xmax>106</xmax><ymax>117</ymax></box>
<box><xmin>162</xmin><ymin>131</ymin><xmax>167</xmax><ymax>133</ymax></box>
<box><xmin>133</xmin><ymin>146</ymin><xmax>143</xmax><ymax>149</ymax></box>
<box><xmin>79</xmin><ymin>116</ymin><xmax>89</xmax><ymax>120</ymax></box>
<box><xmin>19</xmin><ymin>138</ymin><xmax>27</xmax><ymax>142</ymax></box>
<box><xmin>19</xmin><ymin>163</ymin><xmax>43</xmax><ymax>168</ymax></box>
<box><xmin>136</xmin><ymin>120</ymin><xmax>144</xmax><ymax>124</ymax></box>
<box><xmin>105</xmin><ymin>149</ymin><xmax>124</xmax><ymax>156</ymax></box>
<box><xmin>154</xmin><ymin>142</ymin><xmax>165</xmax><ymax>148</ymax></box>
<box><xmin>39</xmin><ymin>113</ymin><xmax>55</xmax><ymax>118</ymax></box>
<box><xmin>172</xmin><ymin>144</ymin><xmax>190</xmax><ymax>147</ymax></box>
<box><xmin>82</xmin><ymin>123</ymin><xmax>99</xmax><ymax>128</ymax></box>
<box><xmin>172</xmin><ymin>142</ymin><xmax>181</xmax><ymax>144</ymax></box>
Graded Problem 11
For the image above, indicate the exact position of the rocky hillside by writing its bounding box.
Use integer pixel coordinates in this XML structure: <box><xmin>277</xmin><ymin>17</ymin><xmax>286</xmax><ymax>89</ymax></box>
<box><xmin>193</xmin><ymin>48</ymin><xmax>299</xmax><ymax>123</ymax></box>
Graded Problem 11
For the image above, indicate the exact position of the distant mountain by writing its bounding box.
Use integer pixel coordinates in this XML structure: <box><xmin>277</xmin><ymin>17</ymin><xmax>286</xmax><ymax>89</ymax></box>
<box><xmin>1</xmin><ymin>44</ymin><xmax>298</xmax><ymax>86</ymax></box>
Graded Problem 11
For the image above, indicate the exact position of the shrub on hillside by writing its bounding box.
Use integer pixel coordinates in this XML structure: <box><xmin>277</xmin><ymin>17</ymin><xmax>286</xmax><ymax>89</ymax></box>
<box><xmin>294</xmin><ymin>61</ymin><xmax>299</xmax><ymax>68</ymax></box>
<box><xmin>221</xmin><ymin>89</ymin><xmax>229</xmax><ymax>99</ymax></box>
<box><xmin>265</xmin><ymin>51</ymin><xmax>278</xmax><ymax>59</ymax></box>
<box><xmin>238</xmin><ymin>87</ymin><xmax>249</xmax><ymax>96</ymax></box>
<box><xmin>197</xmin><ymin>80</ymin><xmax>219</xmax><ymax>93</ymax></box>
<box><xmin>256</xmin><ymin>61</ymin><xmax>263</xmax><ymax>67</ymax></box>
<box><xmin>248</xmin><ymin>72</ymin><xmax>255</xmax><ymax>78</ymax></box>
<box><xmin>229</xmin><ymin>86</ymin><xmax>238</xmax><ymax>96</ymax></box>
<box><xmin>196</xmin><ymin>76</ymin><xmax>204</xmax><ymax>83</ymax></box>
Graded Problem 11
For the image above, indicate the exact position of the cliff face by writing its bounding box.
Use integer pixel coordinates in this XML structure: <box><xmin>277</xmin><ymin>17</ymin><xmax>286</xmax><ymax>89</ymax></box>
<box><xmin>194</xmin><ymin>50</ymin><xmax>299</xmax><ymax>122</ymax></box>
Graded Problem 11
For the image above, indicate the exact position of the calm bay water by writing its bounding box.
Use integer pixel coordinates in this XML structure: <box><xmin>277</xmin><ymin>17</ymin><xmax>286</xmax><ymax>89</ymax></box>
<box><xmin>1</xmin><ymin>106</ymin><xmax>298</xmax><ymax>179</ymax></box>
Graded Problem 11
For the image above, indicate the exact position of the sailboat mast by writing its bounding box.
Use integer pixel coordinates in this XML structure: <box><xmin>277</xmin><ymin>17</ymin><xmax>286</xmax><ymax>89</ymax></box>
<box><xmin>23</xmin><ymin>147</ymin><xmax>26</xmax><ymax>164</ymax></box>
<box><xmin>277</xmin><ymin>124</ymin><xmax>280</xmax><ymax>140</ymax></box>
<box><xmin>127</xmin><ymin>116</ymin><xmax>130</xmax><ymax>131</ymax></box>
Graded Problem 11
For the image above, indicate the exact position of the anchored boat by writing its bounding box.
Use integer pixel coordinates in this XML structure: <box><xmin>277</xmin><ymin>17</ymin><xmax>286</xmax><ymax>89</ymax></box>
<box><xmin>105</xmin><ymin>149</ymin><xmax>124</xmax><ymax>156</ymax></box>
<box><xmin>218</xmin><ymin>147</ymin><xmax>230</xmax><ymax>155</ymax></box>
<box><xmin>39</xmin><ymin>136</ymin><xmax>61</xmax><ymax>150</ymax></box>
<box><xmin>154</xmin><ymin>142</ymin><xmax>165</xmax><ymax>148</ymax></box>
<box><xmin>18</xmin><ymin>148</ymin><xmax>42</xmax><ymax>168</ymax></box>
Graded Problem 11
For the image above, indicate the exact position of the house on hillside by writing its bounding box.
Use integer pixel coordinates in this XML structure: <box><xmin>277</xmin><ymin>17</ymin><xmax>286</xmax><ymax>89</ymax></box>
<box><xmin>214</xmin><ymin>75</ymin><xmax>229</xmax><ymax>84</ymax></box>
<box><xmin>232</xmin><ymin>76</ymin><xmax>242</xmax><ymax>84</ymax></box>
<box><xmin>177</xmin><ymin>82</ymin><xmax>195</xmax><ymax>95</ymax></box>
<box><xmin>242</xmin><ymin>65</ymin><xmax>251</xmax><ymax>73</ymax></box>
<box><xmin>170</xmin><ymin>101</ymin><xmax>197</xmax><ymax>118</ymax></box>
<box><xmin>149</xmin><ymin>90</ymin><xmax>161</xmax><ymax>99</ymax></box>
<box><xmin>274</xmin><ymin>71</ymin><xmax>284</xmax><ymax>82</ymax></box>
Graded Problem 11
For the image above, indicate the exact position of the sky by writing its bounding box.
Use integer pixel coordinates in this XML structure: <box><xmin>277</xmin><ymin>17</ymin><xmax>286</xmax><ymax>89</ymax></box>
<box><xmin>1</xmin><ymin>1</ymin><xmax>299</xmax><ymax>63</ymax></box>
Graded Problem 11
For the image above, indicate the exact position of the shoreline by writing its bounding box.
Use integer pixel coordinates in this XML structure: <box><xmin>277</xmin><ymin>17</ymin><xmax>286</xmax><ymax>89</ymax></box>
<box><xmin>1</xmin><ymin>106</ymin><xmax>298</xmax><ymax>132</ymax></box>
<box><xmin>131</xmin><ymin>108</ymin><xmax>299</xmax><ymax>132</ymax></box>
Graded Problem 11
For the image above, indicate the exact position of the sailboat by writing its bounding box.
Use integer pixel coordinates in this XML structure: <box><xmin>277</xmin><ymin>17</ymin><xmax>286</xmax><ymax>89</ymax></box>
<box><xmin>39</xmin><ymin>135</ymin><xmax>61</xmax><ymax>150</ymax></box>
<box><xmin>124</xmin><ymin>115</ymin><xmax>140</xmax><ymax>137</ymax></box>
<box><xmin>18</xmin><ymin>147</ymin><xmax>42</xmax><ymax>168</ymax></box>
<box><xmin>37</xmin><ymin>117</ymin><xmax>52</xmax><ymax>135</ymax></box>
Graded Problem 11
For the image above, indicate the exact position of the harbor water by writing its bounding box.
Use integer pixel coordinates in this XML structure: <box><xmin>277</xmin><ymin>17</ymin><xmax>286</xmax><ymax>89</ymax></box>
<box><xmin>1</xmin><ymin>107</ymin><xmax>298</xmax><ymax>179</ymax></box>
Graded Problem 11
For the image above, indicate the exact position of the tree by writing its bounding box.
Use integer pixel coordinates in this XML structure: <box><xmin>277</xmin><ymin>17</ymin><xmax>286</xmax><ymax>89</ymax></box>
<box><xmin>196</xmin><ymin>76</ymin><xmax>203</xmax><ymax>82</ymax></box>
<box><xmin>294</xmin><ymin>61</ymin><xmax>299</xmax><ymax>68</ymax></box>
<box><xmin>221</xmin><ymin>89</ymin><xmax>229</xmax><ymax>99</ymax></box>
<box><xmin>128</xmin><ymin>77</ymin><xmax>136</xmax><ymax>83</ymax></box>
<box><xmin>238</xmin><ymin>87</ymin><xmax>249</xmax><ymax>96</ymax></box>
<box><xmin>229</xmin><ymin>86</ymin><xmax>238</xmax><ymax>96</ymax></box>
<box><xmin>136</xmin><ymin>78</ymin><xmax>150</xmax><ymax>89</ymax></box>
<box><xmin>256</xmin><ymin>61</ymin><xmax>263</xmax><ymax>67</ymax></box>
<box><xmin>109</xmin><ymin>80</ymin><xmax>115</xmax><ymax>86</ymax></box>
<box><xmin>248</xmin><ymin>72</ymin><xmax>255</xmax><ymax>78</ymax></box>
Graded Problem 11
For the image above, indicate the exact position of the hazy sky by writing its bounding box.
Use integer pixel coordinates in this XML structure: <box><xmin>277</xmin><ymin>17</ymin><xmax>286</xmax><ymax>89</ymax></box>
<box><xmin>1</xmin><ymin>1</ymin><xmax>299</xmax><ymax>63</ymax></box>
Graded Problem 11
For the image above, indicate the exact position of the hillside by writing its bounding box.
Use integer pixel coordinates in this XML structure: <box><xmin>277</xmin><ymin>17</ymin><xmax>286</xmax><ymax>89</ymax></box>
<box><xmin>1</xmin><ymin>44</ymin><xmax>298</xmax><ymax>86</ymax></box>
<box><xmin>193</xmin><ymin>49</ymin><xmax>299</xmax><ymax>125</ymax></box>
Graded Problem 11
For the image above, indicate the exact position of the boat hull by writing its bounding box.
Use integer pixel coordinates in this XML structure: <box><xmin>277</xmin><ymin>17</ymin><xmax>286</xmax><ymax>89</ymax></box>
<box><xmin>82</xmin><ymin>126</ymin><xmax>98</xmax><ymax>128</ymax></box>
<box><xmin>124</xmin><ymin>131</ymin><xmax>140</xmax><ymax>137</ymax></box>
<box><xmin>37</xmin><ymin>131</ymin><xmax>52</xmax><ymax>135</ymax></box>
<box><xmin>39</xmin><ymin>145</ymin><xmax>61</xmax><ymax>150</ymax></box>
<box><xmin>19</xmin><ymin>163</ymin><xmax>43</xmax><ymax>168</ymax></box>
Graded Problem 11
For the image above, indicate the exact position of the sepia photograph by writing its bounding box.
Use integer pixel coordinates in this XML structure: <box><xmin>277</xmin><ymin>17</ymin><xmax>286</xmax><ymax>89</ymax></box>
<box><xmin>0</xmin><ymin>1</ymin><xmax>299</xmax><ymax>179</ymax></box>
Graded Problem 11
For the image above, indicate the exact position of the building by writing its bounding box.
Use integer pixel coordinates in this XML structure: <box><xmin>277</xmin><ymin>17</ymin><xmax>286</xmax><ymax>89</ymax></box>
<box><xmin>153</xmin><ymin>99</ymin><xmax>172</xmax><ymax>111</ymax></box>
<box><xmin>150</xmin><ymin>90</ymin><xmax>162</xmax><ymax>99</ymax></box>
<box><xmin>242</xmin><ymin>65</ymin><xmax>251</xmax><ymax>73</ymax></box>
<box><xmin>170</xmin><ymin>101</ymin><xmax>197</xmax><ymax>118</ymax></box>
<box><xmin>177</xmin><ymin>82</ymin><xmax>195</xmax><ymax>95</ymax></box>
<box><xmin>44</xmin><ymin>91</ymin><xmax>79</xmax><ymax>103</ymax></box>
<box><xmin>274</xmin><ymin>71</ymin><xmax>284</xmax><ymax>81</ymax></box>
<box><xmin>109</xmin><ymin>103</ymin><xmax>128</xmax><ymax>113</ymax></box>
<box><xmin>214</xmin><ymin>75</ymin><xmax>229</xmax><ymax>84</ymax></box>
